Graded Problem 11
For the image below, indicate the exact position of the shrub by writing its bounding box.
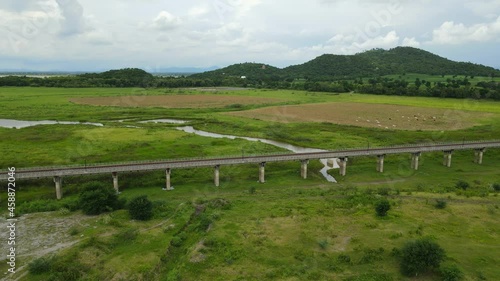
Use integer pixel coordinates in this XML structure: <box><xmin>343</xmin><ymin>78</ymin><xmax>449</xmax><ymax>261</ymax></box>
<box><xmin>18</xmin><ymin>199</ymin><xmax>60</xmax><ymax>214</ymax></box>
<box><xmin>128</xmin><ymin>195</ymin><xmax>153</xmax><ymax>221</ymax></box>
<box><xmin>60</xmin><ymin>197</ymin><xmax>80</xmax><ymax>211</ymax></box>
<box><xmin>377</xmin><ymin>187</ymin><xmax>391</xmax><ymax>196</ymax></box>
<box><xmin>400</xmin><ymin>238</ymin><xmax>446</xmax><ymax>276</ymax></box>
<box><xmin>79</xmin><ymin>182</ymin><xmax>120</xmax><ymax>215</ymax></box>
<box><xmin>249</xmin><ymin>186</ymin><xmax>256</xmax><ymax>194</ymax></box>
<box><xmin>359</xmin><ymin>248</ymin><xmax>385</xmax><ymax>264</ymax></box>
<box><xmin>170</xmin><ymin>236</ymin><xmax>183</xmax><ymax>247</ymax></box>
<box><xmin>28</xmin><ymin>256</ymin><xmax>53</xmax><ymax>274</ymax></box>
<box><xmin>318</xmin><ymin>239</ymin><xmax>329</xmax><ymax>250</ymax></box>
<box><xmin>375</xmin><ymin>199</ymin><xmax>391</xmax><ymax>217</ymax></box>
<box><xmin>337</xmin><ymin>254</ymin><xmax>351</xmax><ymax>264</ymax></box>
<box><xmin>493</xmin><ymin>183</ymin><xmax>500</xmax><ymax>192</ymax></box>
<box><xmin>197</xmin><ymin>214</ymin><xmax>213</xmax><ymax>232</ymax></box>
<box><xmin>440</xmin><ymin>264</ymin><xmax>464</xmax><ymax>281</ymax></box>
<box><xmin>435</xmin><ymin>199</ymin><xmax>447</xmax><ymax>209</ymax></box>
<box><xmin>455</xmin><ymin>180</ymin><xmax>470</xmax><ymax>190</ymax></box>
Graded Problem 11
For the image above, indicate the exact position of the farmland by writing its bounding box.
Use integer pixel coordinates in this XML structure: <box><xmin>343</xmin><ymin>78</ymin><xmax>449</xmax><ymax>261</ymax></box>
<box><xmin>0</xmin><ymin>86</ymin><xmax>499</xmax><ymax>280</ymax></box>
<box><xmin>227</xmin><ymin>102</ymin><xmax>498</xmax><ymax>130</ymax></box>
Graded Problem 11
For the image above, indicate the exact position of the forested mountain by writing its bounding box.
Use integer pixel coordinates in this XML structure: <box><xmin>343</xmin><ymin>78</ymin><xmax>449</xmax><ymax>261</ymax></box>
<box><xmin>354</xmin><ymin>47</ymin><xmax>498</xmax><ymax>77</ymax></box>
<box><xmin>190</xmin><ymin>63</ymin><xmax>282</xmax><ymax>80</ymax></box>
<box><xmin>193</xmin><ymin>47</ymin><xmax>500</xmax><ymax>81</ymax></box>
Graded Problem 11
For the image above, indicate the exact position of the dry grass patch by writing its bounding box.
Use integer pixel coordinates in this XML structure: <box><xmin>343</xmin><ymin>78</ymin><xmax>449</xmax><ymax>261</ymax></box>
<box><xmin>228</xmin><ymin>102</ymin><xmax>497</xmax><ymax>130</ymax></box>
<box><xmin>70</xmin><ymin>95</ymin><xmax>286</xmax><ymax>109</ymax></box>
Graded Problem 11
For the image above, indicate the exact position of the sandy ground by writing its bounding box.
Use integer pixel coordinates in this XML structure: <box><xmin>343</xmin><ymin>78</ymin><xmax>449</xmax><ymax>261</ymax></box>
<box><xmin>70</xmin><ymin>95</ymin><xmax>285</xmax><ymax>109</ymax></box>
<box><xmin>227</xmin><ymin>102</ymin><xmax>496</xmax><ymax>130</ymax></box>
<box><xmin>0</xmin><ymin>212</ymin><xmax>92</xmax><ymax>279</ymax></box>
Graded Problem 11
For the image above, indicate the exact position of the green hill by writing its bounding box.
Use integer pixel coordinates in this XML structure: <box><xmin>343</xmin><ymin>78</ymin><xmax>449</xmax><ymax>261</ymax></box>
<box><xmin>190</xmin><ymin>63</ymin><xmax>282</xmax><ymax>81</ymax></box>
<box><xmin>193</xmin><ymin>47</ymin><xmax>500</xmax><ymax>80</ymax></box>
<box><xmin>79</xmin><ymin>68</ymin><xmax>155</xmax><ymax>85</ymax></box>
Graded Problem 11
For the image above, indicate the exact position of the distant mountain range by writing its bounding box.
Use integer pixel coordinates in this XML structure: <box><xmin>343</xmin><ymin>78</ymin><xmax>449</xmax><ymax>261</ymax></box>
<box><xmin>191</xmin><ymin>47</ymin><xmax>500</xmax><ymax>80</ymax></box>
<box><xmin>2</xmin><ymin>47</ymin><xmax>499</xmax><ymax>80</ymax></box>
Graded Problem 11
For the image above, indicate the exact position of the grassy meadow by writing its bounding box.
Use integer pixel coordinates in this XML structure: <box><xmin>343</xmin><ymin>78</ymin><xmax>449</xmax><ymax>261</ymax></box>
<box><xmin>0</xmin><ymin>86</ymin><xmax>499</xmax><ymax>280</ymax></box>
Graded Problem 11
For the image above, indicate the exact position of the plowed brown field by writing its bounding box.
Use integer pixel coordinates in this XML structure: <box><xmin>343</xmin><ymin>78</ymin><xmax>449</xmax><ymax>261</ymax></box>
<box><xmin>70</xmin><ymin>95</ymin><xmax>285</xmax><ymax>108</ymax></box>
<box><xmin>227</xmin><ymin>102</ymin><xmax>496</xmax><ymax>130</ymax></box>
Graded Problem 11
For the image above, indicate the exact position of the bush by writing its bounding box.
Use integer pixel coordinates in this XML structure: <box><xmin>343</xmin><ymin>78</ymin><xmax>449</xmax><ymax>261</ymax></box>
<box><xmin>400</xmin><ymin>238</ymin><xmax>446</xmax><ymax>276</ymax></box>
<box><xmin>318</xmin><ymin>240</ymin><xmax>329</xmax><ymax>250</ymax></box>
<box><xmin>375</xmin><ymin>199</ymin><xmax>391</xmax><ymax>217</ymax></box>
<box><xmin>28</xmin><ymin>256</ymin><xmax>53</xmax><ymax>274</ymax></box>
<box><xmin>128</xmin><ymin>195</ymin><xmax>153</xmax><ymax>221</ymax></box>
<box><xmin>435</xmin><ymin>199</ymin><xmax>447</xmax><ymax>209</ymax></box>
<box><xmin>455</xmin><ymin>180</ymin><xmax>470</xmax><ymax>190</ymax></box>
<box><xmin>337</xmin><ymin>254</ymin><xmax>351</xmax><ymax>264</ymax></box>
<box><xmin>18</xmin><ymin>199</ymin><xmax>60</xmax><ymax>214</ymax></box>
<box><xmin>493</xmin><ymin>183</ymin><xmax>500</xmax><ymax>192</ymax></box>
<box><xmin>440</xmin><ymin>264</ymin><xmax>464</xmax><ymax>281</ymax></box>
<box><xmin>60</xmin><ymin>197</ymin><xmax>80</xmax><ymax>212</ymax></box>
<box><xmin>170</xmin><ymin>236</ymin><xmax>183</xmax><ymax>247</ymax></box>
<box><xmin>79</xmin><ymin>182</ymin><xmax>120</xmax><ymax>215</ymax></box>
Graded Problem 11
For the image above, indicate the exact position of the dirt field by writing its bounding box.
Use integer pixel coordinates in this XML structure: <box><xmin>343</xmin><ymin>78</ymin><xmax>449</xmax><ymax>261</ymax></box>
<box><xmin>227</xmin><ymin>102</ymin><xmax>497</xmax><ymax>130</ymax></box>
<box><xmin>70</xmin><ymin>95</ymin><xmax>285</xmax><ymax>108</ymax></box>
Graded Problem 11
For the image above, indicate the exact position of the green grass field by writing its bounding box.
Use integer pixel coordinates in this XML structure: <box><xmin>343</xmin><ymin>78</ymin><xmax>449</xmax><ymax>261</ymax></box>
<box><xmin>0</xmin><ymin>87</ymin><xmax>499</xmax><ymax>280</ymax></box>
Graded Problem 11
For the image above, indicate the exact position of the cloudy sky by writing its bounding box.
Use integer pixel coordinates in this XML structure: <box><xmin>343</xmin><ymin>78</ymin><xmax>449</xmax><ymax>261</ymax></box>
<box><xmin>0</xmin><ymin>0</ymin><xmax>499</xmax><ymax>72</ymax></box>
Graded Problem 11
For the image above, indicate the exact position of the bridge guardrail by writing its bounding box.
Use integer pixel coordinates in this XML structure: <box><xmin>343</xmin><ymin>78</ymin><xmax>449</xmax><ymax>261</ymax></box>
<box><xmin>1</xmin><ymin>140</ymin><xmax>499</xmax><ymax>179</ymax></box>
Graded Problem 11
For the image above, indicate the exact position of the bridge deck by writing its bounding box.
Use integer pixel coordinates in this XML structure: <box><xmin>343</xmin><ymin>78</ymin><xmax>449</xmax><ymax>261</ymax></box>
<box><xmin>1</xmin><ymin>141</ymin><xmax>499</xmax><ymax>180</ymax></box>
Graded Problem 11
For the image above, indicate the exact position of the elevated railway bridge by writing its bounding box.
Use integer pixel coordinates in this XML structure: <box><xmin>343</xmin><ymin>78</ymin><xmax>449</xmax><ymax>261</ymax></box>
<box><xmin>1</xmin><ymin>140</ymin><xmax>499</xmax><ymax>199</ymax></box>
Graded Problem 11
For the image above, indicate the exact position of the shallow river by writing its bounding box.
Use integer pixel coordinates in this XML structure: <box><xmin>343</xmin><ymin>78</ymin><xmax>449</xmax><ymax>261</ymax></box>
<box><xmin>0</xmin><ymin>119</ymin><xmax>103</xmax><ymax>129</ymax></box>
<box><xmin>176</xmin><ymin>126</ymin><xmax>338</xmax><ymax>182</ymax></box>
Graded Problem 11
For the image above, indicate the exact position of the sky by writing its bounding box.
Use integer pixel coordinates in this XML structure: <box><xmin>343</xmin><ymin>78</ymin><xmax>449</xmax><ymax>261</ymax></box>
<box><xmin>0</xmin><ymin>0</ymin><xmax>499</xmax><ymax>72</ymax></box>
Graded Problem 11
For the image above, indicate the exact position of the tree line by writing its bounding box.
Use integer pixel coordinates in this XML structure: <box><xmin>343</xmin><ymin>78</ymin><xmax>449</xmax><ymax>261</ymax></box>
<box><xmin>0</xmin><ymin>70</ymin><xmax>499</xmax><ymax>101</ymax></box>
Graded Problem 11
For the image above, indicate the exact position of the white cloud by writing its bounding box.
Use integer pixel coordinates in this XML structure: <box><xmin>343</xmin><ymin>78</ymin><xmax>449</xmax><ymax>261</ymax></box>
<box><xmin>319</xmin><ymin>31</ymin><xmax>400</xmax><ymax>55</ymax></box>
<box><xmin>402</xmin><ymin>37</ymin><xmax>420</xmax><ymax>47</ymax></box>
<box><xmin>464</xmin><ymin>0</ymin><xmax>500</xmax><ymax>19</ymax></box>
<box><xmin>152</xmin><ymin>11</ymin><xmax>181</xmax><ymax>31</ymax></box>
<box><xmin>56</xmin><ymin>0</ymin><xmax>88</xmax><ymax>37</ymax></box>
<box><xmin>1</xmin><ymin>0</ymin><xmax>500</xmax><ymax>71</ymax></box>
<box><xmin>353</xmin><ymin>31</ymin><xmax>400</xmax><ymax>50</ymax></box>
<box><xmin>188</xmin><ymin>5</ymin><xmax>209</xmax><ymax>18</ymax></box>
<box><xmin>430</xmin><ymin>16</ymin><xmax>500</xmax><ymax>44</ymax></box>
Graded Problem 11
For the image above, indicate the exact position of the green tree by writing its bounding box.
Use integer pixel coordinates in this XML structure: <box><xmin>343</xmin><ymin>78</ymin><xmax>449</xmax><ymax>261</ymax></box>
<box><xmin>400</xmin><ymin>238</ymin><xmax>446</xmax><ymax>276</ymax></box>
<box><xmin>128</xmin><ymin>195</ymin><xmax>153</xmax><ymax>221</ymax></box>
<box><xmin>79</xmin><ymin>182</ymin><xmax>120</xmax><ymax>215</ymax></box>
<box><xmin>375</xmin><ymin>199</ymin><xmax>391</xmax><ymax>217</ymax></box>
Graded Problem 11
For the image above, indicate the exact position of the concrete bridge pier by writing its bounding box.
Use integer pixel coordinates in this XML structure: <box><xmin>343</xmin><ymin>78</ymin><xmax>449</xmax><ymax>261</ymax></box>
<box><xmin>300</xmin><ymin>160</ymin><xmax>309</xmax><ymax>179</ymax></box>
<box><xmin>376</xmin><ymin>155</ymin><xmax>385</xmax><ymax>173</ymax></box>
<box><xmin>214</xmin><ymin>165</ymin><xmax>220</xmax><ymax>187</ymax></box>
<box><xmin>338</xmin><ymin>157</ymin><xmax>348</xmax><ymax>176</ymax></box>
<box><xmin>411</xmin><ymin>152</ymin><xmax>421</xmax><ymax>170</ymax></box>
<box><xmin>474</xmin><ymin>148</ymin><xmax>485</xmax><ymax>164</ymax></box>
<box><xmin>443</xmin><ymin>151</ymin><xmax>453</xmax><ymax>167</ymax></box>
<box><xmin>259</xmin><ymin>162</ymin><xmax>266</xmax><ymax>183</ymax></box>
<box><xmin>112</xmin><ymin>172</ymin><xmax>119</xmax><ymax>193</ymax></box>
<box><xmin>54</xmin><ymin>176</ymin><xmax>62</xmax><ymax>200</ymax></box>
<box><xmin>164</xmin><ymin>168</ymin><xmax>174</xmax><ymax>191</ymax></box>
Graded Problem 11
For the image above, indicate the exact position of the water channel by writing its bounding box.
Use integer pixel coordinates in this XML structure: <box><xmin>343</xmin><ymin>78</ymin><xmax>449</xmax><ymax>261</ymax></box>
<box><xmin>0</xmin><ymin>119</ymin><xmax>103</xmax><ymax>129</ymax></box>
